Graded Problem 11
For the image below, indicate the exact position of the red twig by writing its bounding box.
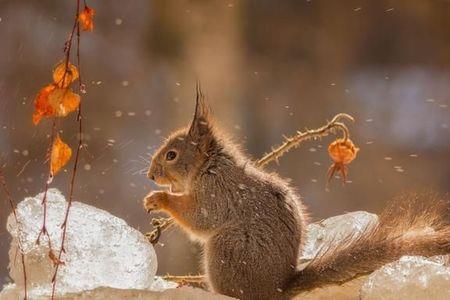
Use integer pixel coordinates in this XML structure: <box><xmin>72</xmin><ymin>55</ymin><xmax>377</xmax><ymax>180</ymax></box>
<box><xmin>51</xmin><ymin>0</ymin><xmax>84</xmax><ymax>298</ymax></box>
<box><xmin>60</xmin><ymin>1</ymin><xmax>80</xmax><ymax>87</ymax></box>
<box><xmin>0</xmin><ymin>169</ymin><xmax>28</xmax><ymax>300</ymax></box>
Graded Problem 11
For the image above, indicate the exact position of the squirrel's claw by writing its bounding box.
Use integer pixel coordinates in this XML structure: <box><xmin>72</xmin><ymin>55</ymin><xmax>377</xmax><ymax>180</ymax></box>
<box><xmin>143</xmin><ymin>191</ymin><xmax>166</xmax><ymax>212</ymax></box>
<box><xmin>145</xmin><ymin>227</ymin><xmax>161</xmax><ymax>244</ymax></box>
<box><xmin>146</xmin><ymin>206</ymin><xmax>159</xmax><ymax>213</ymax></box>
<box><xmin>144</xmin><ymin>197</ymin><xmax>160</xmax><ymax>212</ymax></box>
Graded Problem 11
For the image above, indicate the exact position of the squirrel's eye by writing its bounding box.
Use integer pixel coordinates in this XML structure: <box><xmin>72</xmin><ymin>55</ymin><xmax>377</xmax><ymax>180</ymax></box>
<box><xmin>165</xmin><ymin>150</ymin><xmax>177</xmax><ymax>161</ymax></box>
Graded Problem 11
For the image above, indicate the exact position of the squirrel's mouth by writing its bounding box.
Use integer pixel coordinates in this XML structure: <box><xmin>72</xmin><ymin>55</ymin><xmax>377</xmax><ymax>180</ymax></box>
<box><xmin>169</xmin><ymin>182</ymin><xmax>184</xmax><ymax>194</ymax></box>
<box><xmin>164</xmin><ymin>174</ymin><xmax>185</xmax><ymax>193</ymax></box>
<box><xmin>169</xmin><ymin>186</ymin><xmax>181</xmax><ymax>193</ymax></box>
<box><xmin>154</xmin><ymin>178</ymin><xmax>184</xmax><ymax>194</ymax></box>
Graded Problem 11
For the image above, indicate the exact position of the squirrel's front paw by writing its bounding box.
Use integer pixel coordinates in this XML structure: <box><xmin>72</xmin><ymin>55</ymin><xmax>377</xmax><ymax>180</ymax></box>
<box><xmin>143</xmin><ymin>191</ymin><xmax>168</xmax><ymax>212</ymax></box>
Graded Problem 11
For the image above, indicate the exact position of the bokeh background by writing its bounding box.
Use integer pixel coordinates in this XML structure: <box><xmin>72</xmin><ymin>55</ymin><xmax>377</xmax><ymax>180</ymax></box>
<box><xmin>1</xmin><ymin>0</ymin><xmax>449</xmax><ymax>288</ymax></box>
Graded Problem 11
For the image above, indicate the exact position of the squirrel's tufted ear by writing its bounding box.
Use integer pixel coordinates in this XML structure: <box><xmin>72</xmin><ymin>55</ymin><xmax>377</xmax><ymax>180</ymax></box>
<box><xmin>188</xmin><ymin>83</ymin><xmax>213</xmax><ymax>150</ymax></box>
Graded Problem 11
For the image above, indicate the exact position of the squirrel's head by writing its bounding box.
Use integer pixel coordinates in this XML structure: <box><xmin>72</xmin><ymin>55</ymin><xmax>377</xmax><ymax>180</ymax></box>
<box><xmin>148</xmin><ymin>85</ymin><xmax>215</xmax><ymax>193</ymax></box>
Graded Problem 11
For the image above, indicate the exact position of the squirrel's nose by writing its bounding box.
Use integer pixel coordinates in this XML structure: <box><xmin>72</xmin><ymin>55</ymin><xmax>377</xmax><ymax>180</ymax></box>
<box><xmin>147</xmin><ymin>163</ymin><xmax>160</xmax><ymax>181</ymax></box>
<box><xmin>147</xmin><ymin>170</ymin><xmax>155</xmax><ymax>181</ymax></box>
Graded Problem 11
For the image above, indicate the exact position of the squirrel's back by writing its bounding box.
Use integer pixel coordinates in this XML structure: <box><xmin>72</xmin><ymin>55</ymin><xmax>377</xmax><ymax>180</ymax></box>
<box><xmin>189</xmin><ymin>134</ymin><xmax>308</xmax><ymax>299</ymax></box>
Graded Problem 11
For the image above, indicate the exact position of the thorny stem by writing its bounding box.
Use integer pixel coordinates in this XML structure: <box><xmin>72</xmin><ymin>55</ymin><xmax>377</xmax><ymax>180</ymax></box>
<box><xmin>256</xmin><ymin>113</ymin><xmax>354</xmax><ymax>168</ymax></box>
<box><xmin>147</xmin><ymin>113</ymin><xmax>355</xmax><ymax>255</ymax></box>
<box><xmin>51</xmin><ymin>0</ymin><xmax>83</xmax><ymax>298</ymax></box>
<box><xmin>0</xmin><ymin>169</ymin><xmax>28</xmax><ymax>300</ymax></box>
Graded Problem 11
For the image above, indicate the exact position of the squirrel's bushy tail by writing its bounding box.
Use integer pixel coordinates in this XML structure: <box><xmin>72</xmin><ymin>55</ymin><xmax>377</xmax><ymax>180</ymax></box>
<box><xmin>285</xmin><ymin>192</ymin><xmax>450</xmax><ymax>295</ymax></box>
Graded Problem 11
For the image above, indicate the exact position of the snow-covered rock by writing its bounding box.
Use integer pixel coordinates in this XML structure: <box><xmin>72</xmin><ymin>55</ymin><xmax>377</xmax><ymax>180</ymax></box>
<box><xmin>2</xmin><ymin>189</ymin><xmax>157</xmax><ymax>298</ymax></box>
<box><xmin>360</xmin><ymin>255</ymin><xmax>450</xmax><ymax>300</ymax></box>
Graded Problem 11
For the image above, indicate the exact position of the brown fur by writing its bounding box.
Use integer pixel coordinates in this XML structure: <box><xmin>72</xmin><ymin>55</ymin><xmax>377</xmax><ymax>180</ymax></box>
<box><xmin>144</xmin><ymin>86</ymin><xmax>450</xmax><ymax>300</ymax></box>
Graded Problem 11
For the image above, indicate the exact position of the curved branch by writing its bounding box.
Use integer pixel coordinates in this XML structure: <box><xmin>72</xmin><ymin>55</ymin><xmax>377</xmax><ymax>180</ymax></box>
<box><xmin>256</xmin><ymin>113</ymin><xmax>354</xmax><ymax>168</ymax></box>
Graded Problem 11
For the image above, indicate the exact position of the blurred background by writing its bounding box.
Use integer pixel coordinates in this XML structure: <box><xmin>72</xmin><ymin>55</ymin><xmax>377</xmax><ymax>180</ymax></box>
<box><xmin>1</xmin><ymin>0</ymin><xmax>449</xmax><ymax>287</ymax></box>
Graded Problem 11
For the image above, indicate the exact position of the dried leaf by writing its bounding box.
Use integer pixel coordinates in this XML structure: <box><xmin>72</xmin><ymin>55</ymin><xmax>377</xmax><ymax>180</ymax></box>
<box><xmin>53</xmin><ymin>61</ymin><xmax>79</xmax><ymax>88</ymax></box>
<box><xmin>79</xmin><ymin>6</ymin><xmax>95</xmax><ymax>31</ymax></box>
<box><xmin>32</xmin><ymin>85</ymin><xmax>81</xmax><ymax>125</ymax></box>
<box><xmin>51</xmin><ymin>135</ymin><xmax>72</xmax><ymax>176</ymax></box>
<box><xmin>33</xmin><ymin>84</ymin><xmax>57</xmax><ymax>125</ymax></box>
<box><xmin>48</xmin><ymin>88</ymin><xmax>81</xmax><ymax>117</ymax></box>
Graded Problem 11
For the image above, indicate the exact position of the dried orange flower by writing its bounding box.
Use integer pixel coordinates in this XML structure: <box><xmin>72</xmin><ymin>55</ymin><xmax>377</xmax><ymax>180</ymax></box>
<box><xmin>79</xmin><ymin>6</ymin><xmax>95</xmax><ymax>31</ymax></box>
<box><xmin>327</xmin><ymin>138</ymin><xmax>359</xmax><ymax>185</ymax></box>
<box><xmin>32</xmin><ymin>84</ymin><xmax>81</xmax><ymax>125</ymax></box>
<box><xmin>50</xmin><ymin>135</ymin><xmax>72</xmax><ymax>176</ymax></box>
<box><xmin>53</xmin><ymin>61</ymin><xmax>79</xmax><ymax>88</ymax></box>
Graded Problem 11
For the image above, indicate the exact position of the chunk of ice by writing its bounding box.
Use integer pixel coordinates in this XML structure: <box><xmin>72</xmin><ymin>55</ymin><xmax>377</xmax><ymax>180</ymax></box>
<box><xmin>300</xmin><ymin>211</ymin><xmax>378</xmax><ymax>262</ymax></box>
<box><xmin>360</xmin><ymin>255</ymin><xmax>450</xmax><ymax>300</ymax></box>
<box><xmin>3</xmin><ymin>189</ymin><xmax>157</xmax><ymax>298</ymax></box>
<box><xmin>149</xmin><ymin>276</ymin><xmax>179</xmax><ymax>292</ymax></box>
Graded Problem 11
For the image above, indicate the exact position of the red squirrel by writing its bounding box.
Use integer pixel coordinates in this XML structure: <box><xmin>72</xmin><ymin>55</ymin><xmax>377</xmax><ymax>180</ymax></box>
<box><xmin>144</xmin><ymin>86</ymin><xmax>450</xmax><ymax>300</ymax></box>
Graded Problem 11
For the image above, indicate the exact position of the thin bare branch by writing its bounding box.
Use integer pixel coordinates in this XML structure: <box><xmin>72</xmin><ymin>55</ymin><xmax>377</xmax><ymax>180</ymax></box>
<box><xmin>0</xmin><ymin>169</ymin><xmax>28</xmax><ymax>300</ymax></box>
<box><xmin>51</xmin><ymin>0</ymin><xmax>83</xmax><ymax>298</ymax></box>
<box><xmin>36</xmin><ymin>120</ymin><xmax>57</xmax><ymax>250</ymax></box>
